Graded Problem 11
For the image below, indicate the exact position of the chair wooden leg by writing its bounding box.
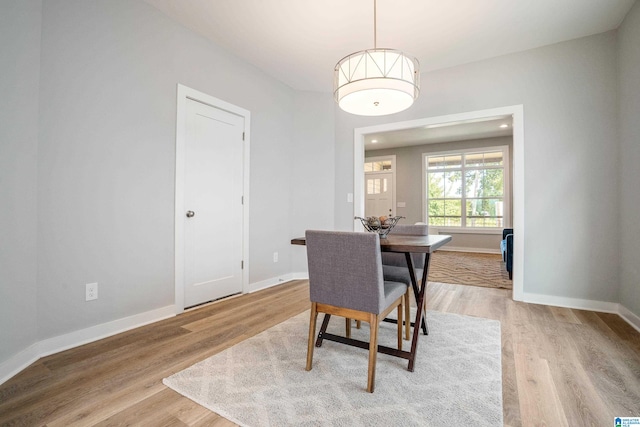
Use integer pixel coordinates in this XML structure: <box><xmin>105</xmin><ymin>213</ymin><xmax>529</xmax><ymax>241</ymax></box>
<box><xmin>367</xmin><ymin>314</ymin><xmax>379</xmax><ymax>393</ymax></box>
<box><xmin>306</xmin><ymin>303</ymin><xmax>318</xmax><ymax>371</ymax></box>
<box><xmin>345</xmin><ymin>317</ymin><xmax>351</xmax><ymax>338</ymax></box>
<box><xmin>356</xmin><ymin>320</ymin><xmax>361</xmax><ymax>329</ymax></box>
<box><xmin>404</xmin><ymin>289</ymin><xmax>411</xmax><ymax>340</ymax></box>
<box><xmin>397</xmin><ymin>302</ymin><xmax>403</xmax><ymax>351</ymax></box>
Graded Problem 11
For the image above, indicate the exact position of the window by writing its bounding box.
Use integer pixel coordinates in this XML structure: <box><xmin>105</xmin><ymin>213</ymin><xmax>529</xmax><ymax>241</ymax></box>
<box><xmin>367</xmin><ymin>177</ymin><xmax>388</xmax><ymax>195</ymax></box>
<box><xmin>364</xmin><ymin>159</ymin><xmax>392</xmax><ymax>172</ymax></box>
<box><xmin>424</xmin><ymin>147</ymin><xmax>509</xmax><ymax>229</ymax></box>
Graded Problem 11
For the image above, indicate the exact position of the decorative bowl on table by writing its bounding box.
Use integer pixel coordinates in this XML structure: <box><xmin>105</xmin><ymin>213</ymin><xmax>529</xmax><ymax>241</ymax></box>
<box><xmin>355</xmin><ymin>215</ymin><xmax>405</xmax><ymax>238</ymax></box>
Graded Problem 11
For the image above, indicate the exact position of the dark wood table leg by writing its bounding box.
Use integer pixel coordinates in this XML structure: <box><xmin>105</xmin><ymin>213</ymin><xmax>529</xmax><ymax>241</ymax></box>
<box><xmin>408</xmin><ymin>253</ymin><xmax>431</xmax><ymax>371</ymax></box>
<box><xmin>404</xmin><ymin>253</ymin><xmax>428</xmax><ymax>335</ymax></box>
<box><xmin>420</xmin><ymin>253</ymin><xmax>431</xmax><ymax>335</ymax></box>
<box><xmin>407</xmin><ymin>287</ymin><xmax>424</xmax><ymax>372</ymax></box>
<box><xmin>315</xmin><ymin>313</ymin><xmax>331</xmax><ymax>347</ymax></box>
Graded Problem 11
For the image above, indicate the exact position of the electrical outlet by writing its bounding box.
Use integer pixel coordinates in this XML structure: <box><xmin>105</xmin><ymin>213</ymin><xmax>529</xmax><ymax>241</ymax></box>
<box><xmin>273</xmin><ymin>252</ymin><xmax>278</xmax><ymax>263</ymax></box>
<box><xmin>86</xmin><ymin>283</ymin><xmax>98</xmax><ymax>301</ymax></box>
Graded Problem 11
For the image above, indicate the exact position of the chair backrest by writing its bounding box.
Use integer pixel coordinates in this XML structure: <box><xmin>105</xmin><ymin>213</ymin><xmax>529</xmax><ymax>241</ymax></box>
<box><xmin>502</xmin><ymin>228</ymin><xmax>514</xmax><ymax>239</ymax></box>
<box><xmin>305</xmin><ymin>230</ymin><xmax>386</xmax><ymax>314</ymax></box>
<box><xmin>393</xmin><ymin>224</ymin><xmax>429</xmax><ymax>235</ymax></box>
<box><xmin>381</xmin><ymin>224</ymin><xmax>429</xmax><ymax>269</ymax></box>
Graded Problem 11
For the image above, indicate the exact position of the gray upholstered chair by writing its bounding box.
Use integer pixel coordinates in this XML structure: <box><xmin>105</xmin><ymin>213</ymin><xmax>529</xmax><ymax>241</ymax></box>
<box><xmin>305</xmin><ymin>230</ymin><xmax>408</xmax><ymax>393</ymax></box>
<box><xmin>381</xmin><ymin>224</ymin><xmax>429</xmax><ymax>339</ymax></box>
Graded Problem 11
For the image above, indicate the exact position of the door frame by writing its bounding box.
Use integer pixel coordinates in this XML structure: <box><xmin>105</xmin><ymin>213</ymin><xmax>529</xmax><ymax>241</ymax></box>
<box><xmin>353</xmin><ymin>105</ymin><xmax>524</xmax><ymax>302</ymax></box>
<box><xmin>364</xmin><ymin>154</ymin><xmax>397</xmax><ymax>217</ymax></box>
<box><xmin>174</xmin><ymin>84</ymin><xmax>251</xmax><ymax>314</ymax></box>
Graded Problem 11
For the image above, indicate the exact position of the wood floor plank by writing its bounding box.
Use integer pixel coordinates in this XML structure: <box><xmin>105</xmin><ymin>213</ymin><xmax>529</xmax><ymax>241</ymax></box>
<box><xmin>0</xmin><ymin>361</ymin><xmax>52</xmax><ymax>404</ymax></box>
<box><xmin>549</xmin><ymin>306</ymin><xmax>582</xmax><ymax>324</ymax></box>
<box><xmin>92</xmin><ymin>388</ymin><xmax>198</xmax><ymax>426</ymax></box>
<box><xmin>501</xmin><ymin>326</ymin><xmax>522</xmax><ymax>427</ymax></box>
<box><xmin>182</xmin><ymin>284</ymin><xmax>306</xmax><ymax>332</ymax></box>
<box><xmin>46</xmin><ymin>381</ymin><xmax>167</xmax><ymax>426</ymax></box>
<box><xmin>539</xmin><ymin>321</ymin><xmax>611</xmax><ymax>427</ymax></box>
<box><xmin>167</xmin><ymin>395</ymin><xmax>224</xmax><ymax>426</ymax></box>
<box><xmin>513</xmin><ymin>339</ymin><xmax>569</xmax><ymax>427</ymax></box>
<box><xmin>190</xmin><ymin>414</ymin><xmax>237</xmax><ymax>427</ymax></box>
<box><xmin>567</xmin><ymin>312</ymin><xmax>640</xmax><ymax>417</ymax></box>
<box><xmin>1</xmin><ymin>279</ymin><xmax>638</xmax><ymax>426</ymax></box>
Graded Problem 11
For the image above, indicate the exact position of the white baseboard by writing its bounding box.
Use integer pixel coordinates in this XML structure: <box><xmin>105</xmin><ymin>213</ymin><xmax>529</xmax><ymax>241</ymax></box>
<box><xmin>0</xmin><ymin>304</ymin><xmax>175</xmax><ymax>386</ymax></box>
<box><xmin>0</xmin><ymin>343</ymin><xmax>41</xmax><ymax>387</ymax></box>
<box><xmin>619</xmin><ymin>304</ymin><xmax>640</xmax><ymax>333</ymax></box>
<box><xmin>522</xmin><ymin>293</ymin><xmax>640</xmax><ymax>333</ymax></box>
<box><xmin>522</xmin><ymin>292</ymin><xmax>619</xmax><ymax>313</ymax></box>
<box><xmin>37</xmin><ymin>305</ymin><xmax>176</xmax><ymax>358</ymax></box>
<box><xmin>436</xmin><ymin>246</ymin><xmax>501</xmax><ymax>255</ymax></box>
<box><xmin>247</xmin><ymin>273</ymin><xmax>295</xmax><ymax>293</ymax></box>
<box><xmin>247</xmin><ymin>271</ymin><xmax>311</xmax><ymax>293</ymax></box>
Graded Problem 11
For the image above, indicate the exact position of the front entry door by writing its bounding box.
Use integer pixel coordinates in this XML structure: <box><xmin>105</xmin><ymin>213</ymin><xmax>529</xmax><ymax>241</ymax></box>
<box><xmin>365</xmin><ymin>172</ymin><xmax>394</xmax><ymax>218</ymax></box>
<box><xmin>183</xmin><ymin>98</ymin><xmax>244</xmax><ymax>308</ymax></box>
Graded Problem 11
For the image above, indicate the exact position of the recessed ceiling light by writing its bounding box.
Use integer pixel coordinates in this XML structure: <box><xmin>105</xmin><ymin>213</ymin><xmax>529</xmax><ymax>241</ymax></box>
<box><xmin>500</xmin><ymin>124</ymin><xmax>509</xmax><ymax>128</ymax></box>
<box><xmin>371</xmin><ymin>139</ymin><xmax>378</xmax><ymax>143</ymax></box>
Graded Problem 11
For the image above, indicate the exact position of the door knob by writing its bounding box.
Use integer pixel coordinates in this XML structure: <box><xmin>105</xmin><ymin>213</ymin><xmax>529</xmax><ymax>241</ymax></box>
<box><xmin>186</xmin><ymin>211</ymin><xmax>195</xmax><ymax>218</ymax></box>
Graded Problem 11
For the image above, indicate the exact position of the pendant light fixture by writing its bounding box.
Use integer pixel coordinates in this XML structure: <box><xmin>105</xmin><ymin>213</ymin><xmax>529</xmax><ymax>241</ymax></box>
<box><xmin>334</xmin><ymin>0</ymin><xmax>420</xmax><ymax>116</ymax></box>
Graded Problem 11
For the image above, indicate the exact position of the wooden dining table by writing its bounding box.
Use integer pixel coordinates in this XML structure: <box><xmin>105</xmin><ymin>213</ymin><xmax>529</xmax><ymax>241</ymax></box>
<box><xmin>291</xmin><ymin>232</ymin><xmax>452</xmax><ymax>372</ymax></box>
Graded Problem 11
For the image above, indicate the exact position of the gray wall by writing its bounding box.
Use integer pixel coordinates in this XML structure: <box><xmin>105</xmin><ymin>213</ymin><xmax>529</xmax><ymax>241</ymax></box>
<box><xmin>618</xmin><ymin>0</ymin><xmax>640</xmax><ymax>316</ymax></box>
<box><xmin>35</xmin><ymin>0</ymin><xmax>297</xmax><ymax>339</ymax></box>
<box><xmin>336</xmin><ymin>31</ymin><xmax>621</xmax><ymax>303</ymax></box>
<box><xmin>0</xmin><ymin>0</ymin><xmax>41</xmax><ymax>362</ymax></box>
<box><xmin>290</xmin><ymin>91</ymin><xmax>335</xmax><ymax>272</ymax></box>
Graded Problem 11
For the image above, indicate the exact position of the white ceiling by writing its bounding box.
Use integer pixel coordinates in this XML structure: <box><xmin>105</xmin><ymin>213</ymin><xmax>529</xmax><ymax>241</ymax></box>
<box><xmin>143</xmin><ymin>0</ymin><xmax>634</xmax><ymax>93</ymax></box>
<box><xmin>365</xmin><ymin>116</ymin><xmax>513</xmax><ymax>151</ymax></box>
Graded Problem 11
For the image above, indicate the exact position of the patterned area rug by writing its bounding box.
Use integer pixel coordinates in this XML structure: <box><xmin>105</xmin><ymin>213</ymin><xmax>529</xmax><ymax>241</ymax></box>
<box><xmin>428</xmin><ymin>251</ymin><xmax>512</xmax><ymax>290</ymax></box>
<box><xmin>164</xmin><ymin>309</ymin><xmax>503</xmax><ymax>426</ymax></box>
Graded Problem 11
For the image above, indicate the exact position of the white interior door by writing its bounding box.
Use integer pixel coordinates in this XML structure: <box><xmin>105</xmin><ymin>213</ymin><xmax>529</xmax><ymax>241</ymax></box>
<box><xmin>183</xmin><ymin>98</ymin><xmax>244</xmax><ymax>308</ymax></box>
<box><xmin>365</xmin><ymin>172</ymin><xmax>394</xmax><ymax>218</ymax></box>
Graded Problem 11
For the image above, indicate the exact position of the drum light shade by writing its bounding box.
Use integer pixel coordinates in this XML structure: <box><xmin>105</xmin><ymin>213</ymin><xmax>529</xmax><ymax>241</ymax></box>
<box><xmin>334</xmin><ymin>49</ymin><xmax>420</xmax><ymax>116</ymax></box>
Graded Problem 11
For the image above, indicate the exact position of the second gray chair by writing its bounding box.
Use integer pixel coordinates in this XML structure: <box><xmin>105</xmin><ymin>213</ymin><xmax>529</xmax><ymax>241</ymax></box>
<box><xmin>305</xmin><ymin>230</ymin><xmax>408</xmax><ymax>393</ymax></box>
<box><xmin>381</xmin><ymin>224</ymin><xmax>429</xmax><ymax>338</ymax></box>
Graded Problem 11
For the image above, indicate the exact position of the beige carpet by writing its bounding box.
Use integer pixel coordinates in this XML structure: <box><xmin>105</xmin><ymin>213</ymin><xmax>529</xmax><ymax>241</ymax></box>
<box><xmin>164</xmin><ymin>308</ymin><xmax>503</xmax><ymax>426</ymax></box>
<box><xmin>428</xmin><ymin>251</ymin><xmax>512</xmax><ymax>290</ymax></box>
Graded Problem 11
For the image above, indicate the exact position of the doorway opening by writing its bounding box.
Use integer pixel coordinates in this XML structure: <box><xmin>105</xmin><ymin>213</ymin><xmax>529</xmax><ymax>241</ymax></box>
<box><xmin>353</xmin><ymin>105</ymin><xmax>524</xmax><ymax>301</ymax></box>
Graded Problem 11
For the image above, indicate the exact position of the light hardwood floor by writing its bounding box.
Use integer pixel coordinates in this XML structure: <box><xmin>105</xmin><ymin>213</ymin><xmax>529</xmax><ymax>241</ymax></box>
<box><xmin>1</xmin><ymin>280</ymin><xmax>639</xmax><ymax>426</ymax></box>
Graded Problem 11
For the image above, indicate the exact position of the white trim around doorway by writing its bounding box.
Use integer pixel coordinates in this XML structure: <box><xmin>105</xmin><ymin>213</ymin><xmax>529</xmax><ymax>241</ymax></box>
<box><xmin>353</xmin><ymin>105</ymin><xmax>525</xmax><ymax>301</ymax></box>
<box><xmin>174</xmin><ymin>84</ymin><xmax>251</xmax><ymax>314</ymax></box>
